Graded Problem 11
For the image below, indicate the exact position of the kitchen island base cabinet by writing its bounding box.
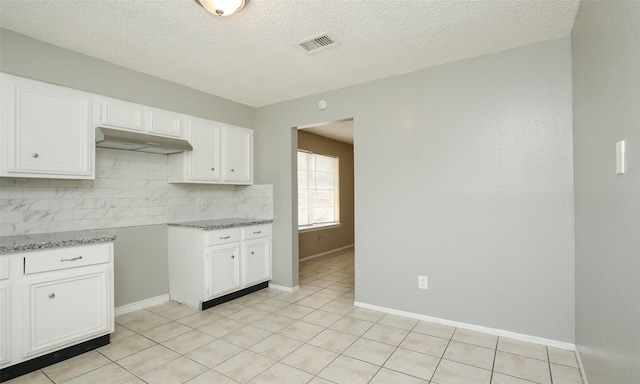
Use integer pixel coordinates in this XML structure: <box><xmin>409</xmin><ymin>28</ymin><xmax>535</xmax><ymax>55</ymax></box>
<box><xmin>168</xmin><ymin>224</ymin><xmax>271</xmax><ymax>310</ymax></box>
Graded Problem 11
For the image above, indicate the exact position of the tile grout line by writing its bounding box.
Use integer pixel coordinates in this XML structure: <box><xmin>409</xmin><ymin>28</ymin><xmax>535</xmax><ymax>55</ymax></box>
<box><xmin>547</xmin><ymin>346</ymin><xmax>554</xmax><ymax>384</ymax></box>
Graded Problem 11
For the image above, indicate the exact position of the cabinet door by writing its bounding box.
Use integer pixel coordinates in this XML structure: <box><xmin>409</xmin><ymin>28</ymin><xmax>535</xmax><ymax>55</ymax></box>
<box><xmin>96</xmin><ymin>98</ymin><xmax>144</xmax><ymax>131</ymax></box>
<box><xmin>1</xmin><ymin>74</ymin><xmax>94</xmax><ymax>179</ymax></box>
<box><xmin>22</xmin><ymin>266</ymin><xmax>111</xmax><ymax>358</ymax></box>
<box><xmin>205</xmin><ymin>245</ymin><xmax>241</xmax><ymax>298</ymax></box>
<box><xmin>243</xmin><ymin>238</ymin><xmax>271</xmax><ymax>287</ymax></box>
<box><xmin>188</xmin><ymin>118</ymin><xmax>221</xmax><ymax>182</ymax></box>
<box><xmin>146</xmin><ymin>108</ymin><xmax>183</xmax><ymax>138</ymax></box>
<box><xmin>0</xmin><ymin>280</ymin><xmax>9</xmax><ymax>367</ymax></box>
<box><xmin>223</xmin><ymin>125</ymin><xmax>253</xmax><ymax>184</ymax></box>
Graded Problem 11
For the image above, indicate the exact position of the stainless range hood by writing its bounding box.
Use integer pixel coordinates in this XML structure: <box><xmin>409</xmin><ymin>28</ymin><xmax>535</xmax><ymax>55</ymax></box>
<box><xmin>95</xmin><ymin>127</ymin><xmax>193</xmax><ymax>154</ymax></box>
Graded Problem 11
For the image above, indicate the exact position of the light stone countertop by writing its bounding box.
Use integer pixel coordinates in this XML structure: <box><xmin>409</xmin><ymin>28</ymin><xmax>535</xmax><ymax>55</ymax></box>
<box><xmin>167</xmin><ymin>218</ymin><xmax>273</xmax><ymax>231</ymax></box>
<box><xmin>0</xmin><ymin>218</ymin><xmax>272</xmax><ymax>254</ymax></box>
<box><xmin>0</xmin><ymin>230</ymin><xmax>116</xmax><ymax>254</ymax></box>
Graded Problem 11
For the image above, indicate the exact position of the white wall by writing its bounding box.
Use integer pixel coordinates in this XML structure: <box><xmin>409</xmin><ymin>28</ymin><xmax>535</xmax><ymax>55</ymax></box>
<box><xmin>572</xmin><ymin>1</ymin><xmax>640</xmax><ymax>383</ymax></box>
<box><xmin>256</xmin><ymin>37</ymin><xmax>575</xmax><ymax>342</ymax></box>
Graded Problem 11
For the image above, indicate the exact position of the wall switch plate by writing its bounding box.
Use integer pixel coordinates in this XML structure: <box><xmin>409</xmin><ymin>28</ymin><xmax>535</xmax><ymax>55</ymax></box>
<box><xmin>616</xmin><ymin>140</ymin><xmax>626</xmax><ymax>174</ymax></box>
<box><xmin>418</xmin><ymin>275</ymin><xmax>428</xmax><ymax>290</ymax></box>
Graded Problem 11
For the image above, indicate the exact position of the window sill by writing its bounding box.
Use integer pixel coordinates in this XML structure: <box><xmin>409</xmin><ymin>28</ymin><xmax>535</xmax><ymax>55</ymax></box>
<box><xmin>298</xmin><ymin>223</ymin><xmax>342</xmax><ymax>233</ymax></box>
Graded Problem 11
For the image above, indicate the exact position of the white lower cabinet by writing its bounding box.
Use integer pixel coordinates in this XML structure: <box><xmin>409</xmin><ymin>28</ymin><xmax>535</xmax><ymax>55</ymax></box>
<box><xmin>0</xmin><ymin>242</ymin><xmax>114</xmax><ymax>375</ymax></box>
<box><xmin>205</xmin><ymin>244</ymin><xmax>241</xmax><ymax>298</ymax></box>
<box><xmin>168</xmin><ymin>224</ymin><xmax>271</xmax><ymax>309</ymax></box>
<box><xmin>0</xmin><ymin>258</ymin><xmax>10</xmax><ymax>368</ymax></box>
<box><xmin>243</xmin><ymin>238</ymin><xmax>271</xmax><ymax>287</ymax></box>
<box><xmin>22</xmin><ymin>266</ymin><xmax>111</xmax><ymax>358</ymax></box>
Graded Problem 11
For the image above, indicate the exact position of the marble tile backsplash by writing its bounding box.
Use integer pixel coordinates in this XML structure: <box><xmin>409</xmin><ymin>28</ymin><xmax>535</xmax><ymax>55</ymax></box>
<box><xmin>0</xmin><ymin>148</ymin><xmax>273</xmax><ymax>236</ymax></box>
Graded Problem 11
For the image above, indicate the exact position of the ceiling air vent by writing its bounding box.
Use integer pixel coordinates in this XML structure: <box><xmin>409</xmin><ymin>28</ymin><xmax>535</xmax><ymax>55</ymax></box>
<box><xmin>297</xmin><ymin>34</ymin><xmax>337</xmax><ymax>53</ymax></box>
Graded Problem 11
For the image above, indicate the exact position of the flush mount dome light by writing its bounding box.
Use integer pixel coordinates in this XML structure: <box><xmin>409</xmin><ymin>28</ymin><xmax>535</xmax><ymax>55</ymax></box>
<box><xmin>195</xmin><ymin>0</ymin><xmax>247</xmax><ymax>16</ymax></box>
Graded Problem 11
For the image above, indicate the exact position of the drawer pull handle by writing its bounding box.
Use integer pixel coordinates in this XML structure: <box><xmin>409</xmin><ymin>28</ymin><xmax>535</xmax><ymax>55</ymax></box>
<box><xmin>60</xmin><ymin>256</ymin><xmax>83</xmax><ymax>262</ymax></box>
<box><xmin>253</xmin><ymin>231</ymin><xmax>262</xmax><ymax>234</ymax></box>
<box><xmin>49</xmin><ymin>293</ymin><xmax>55</xmax><ymax>299</ymax></box>
<box><xmin>220</xmin><ymin>236</ymin><xmax>231</xmax><ymax>239</ymax></box>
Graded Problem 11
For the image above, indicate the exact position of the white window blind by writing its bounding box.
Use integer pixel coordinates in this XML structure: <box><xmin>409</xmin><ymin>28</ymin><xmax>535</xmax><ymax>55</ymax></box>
<box><xmin>298</xmin><ymin>150</ymin><xmax>339</xmax><ymax>228</ymax></box>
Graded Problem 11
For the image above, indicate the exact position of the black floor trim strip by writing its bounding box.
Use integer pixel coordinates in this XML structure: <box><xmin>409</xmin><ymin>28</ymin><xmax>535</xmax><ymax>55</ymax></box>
<box><xmin>1</xmin><ymin>334</ymin><xmax>110</xmax><ymax>382</ymax></box>
<box><xmin>201</xmin><ymin>281</ymin><xmax>269</xmax><ymax>310</ymax></box>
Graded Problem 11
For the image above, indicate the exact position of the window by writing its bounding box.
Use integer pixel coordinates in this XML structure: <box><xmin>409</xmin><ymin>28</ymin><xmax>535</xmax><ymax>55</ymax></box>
<box><xmin>298</xmin><ymin>150</ymin><xmax>340</xmax><ymax>230</ymax></box>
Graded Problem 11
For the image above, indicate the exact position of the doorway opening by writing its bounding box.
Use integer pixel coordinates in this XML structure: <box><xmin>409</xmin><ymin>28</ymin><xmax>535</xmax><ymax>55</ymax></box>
<box><xmin>294</xmin><ymin>119</ymin><xmax>355</xmax><ymax>299</ymax></box>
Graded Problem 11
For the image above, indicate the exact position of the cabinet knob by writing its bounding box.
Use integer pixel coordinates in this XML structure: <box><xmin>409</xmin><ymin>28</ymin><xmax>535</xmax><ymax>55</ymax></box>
<box><xmin>32</xmin><ymin>153</ymin><xmax>39</xmax><ymax>158</ymax></box>
<box><xmin>211</xmin><ymin>167</ymin><xmax>215</xmax><ymax>171</ymax></box>
<box><xmin>231</xmin><ymin>169</ymin><xmax>235</xmax><ymax>172</ymax></box>
<box><xmin>251</xmin><ymin>251</ymin><xmax>254</xmax><ymax>255</ymax></box>
<box><xmin>49</xmin><ymin>293</ymin><xmax>55</xmax><ymax>299</ymax></box>
<box><xmin>231</xmin><ymin>255</ymin><xmax>235</xmax><ymax>259</ymax></box>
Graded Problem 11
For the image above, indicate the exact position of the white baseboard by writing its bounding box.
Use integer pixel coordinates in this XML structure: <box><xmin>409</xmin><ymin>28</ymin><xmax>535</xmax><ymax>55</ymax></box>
<box><xmin>115</xmin><ymin>294</ymin><xmax>170</xmax><ymax>317</ymax></box>
<box><xmin>575</xmin><ymin>346</ymin><xmax>589</xmax><ymax>384</ymax></box>
<box><xmin>268</xmin><ymin>283</ymin><xmax>300</xmax><ymax>293</ymax></box>
<box><xmin>354</xmin><ymin>301</ymin><xmax>576</xmax><ymax>351</ymax></box>
<box><xmin>299</xmin><ymin>244</ymin><xmax>354</xmax><ymax>262</ymax></box>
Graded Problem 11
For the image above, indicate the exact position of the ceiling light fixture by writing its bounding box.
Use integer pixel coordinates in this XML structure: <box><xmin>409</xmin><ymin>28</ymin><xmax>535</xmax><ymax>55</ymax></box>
<box><xmin>195</xmin><ymin>0</ymin><xmax>247</xmax><ymax>17</ymax></box>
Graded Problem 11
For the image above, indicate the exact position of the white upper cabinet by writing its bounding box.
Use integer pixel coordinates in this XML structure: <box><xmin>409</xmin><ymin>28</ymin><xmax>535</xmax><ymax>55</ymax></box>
<box><xmin>168</xmin><ymin>120</ymin><xmax>253</xmax><ymax>185</ymax></box>
<box><xmin>168</xmin><ymin>117</ymin><xmax>221</xmax><ymax>183</ymax></box>
<box><xmin>0</xmin><ymin>73</ymin><xmax>94</xmax><ymax>179</ymax></box>
<box><xmin>95</xmin><ymin>97</ymin><xmax>184</xmax><ymax>138</ymax></box>
<box><xmin>223</xmin><ymin>124</ymin><xmax>253</xmax><ymax>184</ymax></box>
<box><xmin>95</xmin><ymin>97</ymin><xmax>144</xmax><ymax>131</ymax></box>
<box><xmin>146</xmin><ymin>107</ymin><xmax>183</xmax><ymax>138</ymax></box>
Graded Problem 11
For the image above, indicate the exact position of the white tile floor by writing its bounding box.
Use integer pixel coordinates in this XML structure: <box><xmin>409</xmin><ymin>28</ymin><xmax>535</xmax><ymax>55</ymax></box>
<box><xmin>6</xmin><ymin>248</ymin><xmax>584</xmax><ymax>383</ymax></box>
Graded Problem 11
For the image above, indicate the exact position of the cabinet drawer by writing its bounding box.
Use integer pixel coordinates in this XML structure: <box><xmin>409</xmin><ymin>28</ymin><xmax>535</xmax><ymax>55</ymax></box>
<box><xmin>242</xmin><ymin>225</ymin><xmax>271</xmax><ymax>240</ymax></box>
<box><xmin>0</xmin><ymin>258</ymin><xmax>8</xmax><ymax>280</ymax></box>
<box><xmin>204</xmin><ymin>228</ymin><xmax>241</xmax><ymax>246</ymax></box>
<box><xmin>24</xmin><ymin>243</ymin><xmax>112</xmax><ymax>275</ymax></box>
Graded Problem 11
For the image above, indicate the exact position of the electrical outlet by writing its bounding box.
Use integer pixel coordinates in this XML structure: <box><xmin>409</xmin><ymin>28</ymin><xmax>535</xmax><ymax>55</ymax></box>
<box><xmin>418</xmin><ymin>275</ymin><xmax>428</xmax><ymax>290</ymax></box>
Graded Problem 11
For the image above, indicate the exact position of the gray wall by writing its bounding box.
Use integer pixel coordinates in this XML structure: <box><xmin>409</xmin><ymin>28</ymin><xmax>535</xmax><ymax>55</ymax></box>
<box><xmin>572</xmin><ymin>1</ymin><xmax>640</xmax><ymax>383</ymax></box>
<box><xmin>1</xmin><ymin>28</ymin><xmax>579</xmax><ymax>343</ymax></box>
<box><xmin>112</xmin><ymin>225</ymin><xmax>168</xmax><ymax>306</ymax></box>
<box><xmin>0</xmin><ymin>29</ymin><xmax>256</xmax><ymax>307</ymax></box>
<box><xmin>256</xmin><ymin>37</ymin><xmax>575</xmax><ymax>341</ymax></box>
<box><xmin>0</xmin><ymin>29</ymin><xmax>254</xmax><ymax>128</ymax></box>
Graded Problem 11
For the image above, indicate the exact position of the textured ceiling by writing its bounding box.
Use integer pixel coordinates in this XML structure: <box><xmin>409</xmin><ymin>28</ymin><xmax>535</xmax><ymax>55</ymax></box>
<box><xmin>0</xmin><ymin>0</ymin><xmax>580</xmax><ymax>108</ymax></box>
<box><xmin>301</xmin><ymin>119</ymin><xmax>354</xmax><ymax>145</ymax></box>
